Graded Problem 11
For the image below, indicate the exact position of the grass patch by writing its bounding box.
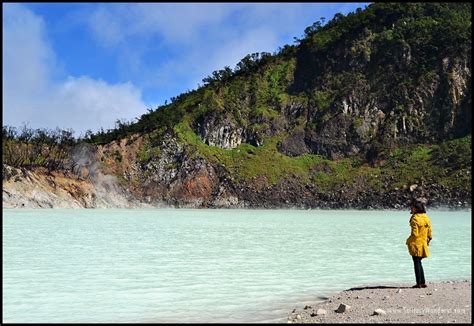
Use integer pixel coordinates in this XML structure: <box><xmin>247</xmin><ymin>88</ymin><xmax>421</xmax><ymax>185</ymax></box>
<box><xmin>383</xmin><ymin>135</ymin><xmax>471</xmax><ymax>189</ymax></box>
<box><xmin>174</xmin><ymin>120</ymin><xmax>370</xmax><ymax>186</ymax></box>
<box><xmin>173</xmin><ymin>120</ymin><xmax>470</xmax><ymax>193</ymax></box>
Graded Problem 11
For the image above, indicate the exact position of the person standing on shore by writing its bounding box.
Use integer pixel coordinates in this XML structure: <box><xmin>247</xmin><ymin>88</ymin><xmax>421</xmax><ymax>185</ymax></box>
<box><xmin>406</xmin><ymin>200</ymin><xmax>432</xmax><ymax>288</ymax></box>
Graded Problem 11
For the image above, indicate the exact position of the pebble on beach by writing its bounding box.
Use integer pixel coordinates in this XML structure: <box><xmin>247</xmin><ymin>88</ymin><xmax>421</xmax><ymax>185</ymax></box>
<box><xmin>316</xmin><ymin>308</ymin><xmax>327</xmax><ymax>315</ymax></box>
<box><xmin>335</xmin><ymin>303</ymin><xmax>351</xmax><ymax>313</ymax></box>
<box><xmin>373</xmin><ymin>308</ymin><xmax>387</xmax><ymax>315</ymax></box>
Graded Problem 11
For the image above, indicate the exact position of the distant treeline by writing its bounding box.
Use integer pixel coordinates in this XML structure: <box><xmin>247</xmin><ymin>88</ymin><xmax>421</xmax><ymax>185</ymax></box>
<box><xmin>2</xmin><ymin>125</ymin><xmax>77</xmax><ymax>171</ymax></box>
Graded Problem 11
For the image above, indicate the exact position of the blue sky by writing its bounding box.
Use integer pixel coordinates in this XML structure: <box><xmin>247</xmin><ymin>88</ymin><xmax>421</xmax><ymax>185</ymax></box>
<box><xmin>3</xmin><ymin>2</ymin><xmax>369</xmax><ymax>136</ymax></box>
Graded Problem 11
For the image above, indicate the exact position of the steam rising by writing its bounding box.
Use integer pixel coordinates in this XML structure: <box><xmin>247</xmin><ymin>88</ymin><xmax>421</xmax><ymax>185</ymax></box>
<box><xmin>70</xmin><ymin>143</ymin><xmax>150</xmax><ymax>208</ymax></box>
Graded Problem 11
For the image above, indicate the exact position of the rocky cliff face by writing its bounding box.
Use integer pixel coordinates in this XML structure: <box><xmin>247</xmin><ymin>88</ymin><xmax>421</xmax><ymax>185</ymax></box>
<box><xmin>6</xmin><ymin>138</ymin><xmax>469</xmax><ymax>209</ymax></box>
<box><xmin>2</xmin><ymin>165</ymin><xmax>151</xmax><ymax>209</ymax></box>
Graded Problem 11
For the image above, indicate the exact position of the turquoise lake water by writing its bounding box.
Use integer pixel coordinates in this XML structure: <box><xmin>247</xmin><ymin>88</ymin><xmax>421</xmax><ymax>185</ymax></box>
<box><xmin>3</xmin><ymin>209</ymin><xmax>471</xmax><ymax>323</ymax></box>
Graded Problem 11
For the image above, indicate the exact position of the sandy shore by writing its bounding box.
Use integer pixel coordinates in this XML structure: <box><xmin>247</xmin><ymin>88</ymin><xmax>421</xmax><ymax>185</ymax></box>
<box><xmin>287</xmin><ymin>279</ymin><xmax>471</xmax><ymax>323</ymax></box>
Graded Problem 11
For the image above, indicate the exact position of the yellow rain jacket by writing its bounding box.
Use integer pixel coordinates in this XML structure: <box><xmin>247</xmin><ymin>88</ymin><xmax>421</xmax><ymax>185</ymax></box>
<box><xmin>406</xmin><ymin>213</ymin><xmax>432</xmax><ymax>258</ymax></box>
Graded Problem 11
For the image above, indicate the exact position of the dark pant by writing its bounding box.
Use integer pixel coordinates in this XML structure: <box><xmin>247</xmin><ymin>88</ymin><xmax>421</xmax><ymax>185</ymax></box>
<box><xmin>412</xmin><ymin>256</ymin><xmax>425</xmax><ymax>285</ymax></box>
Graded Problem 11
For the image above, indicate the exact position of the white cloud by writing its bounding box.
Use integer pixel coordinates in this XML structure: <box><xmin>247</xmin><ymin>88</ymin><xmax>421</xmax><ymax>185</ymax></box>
<box><xmin>52</xmin><ymin>76</ymin><xmax>147</xmax><ymax>133</ymax></box>
<box><xmin>88</xmin><ymin>6</ymin><xmax>125</xmax><ymax>47</ymax></box>
<box><xmin>3</xmin><ymin>4</ymin><xmax>53</xmax><ymax>99</ymax></box>
<box><xmin>87</xmin><ymin>3</ymin><xmax>237</xmax><ymax>47</ymax></box>
<box><xmin>3</xmin><ymin>3</ymin><xmax>148</xmax><ymax>136</ymax></box>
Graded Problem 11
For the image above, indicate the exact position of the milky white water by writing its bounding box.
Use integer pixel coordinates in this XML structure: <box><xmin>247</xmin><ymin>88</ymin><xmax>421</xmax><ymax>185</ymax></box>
<box><xmin>3</xmin><ymin>209</ymin><xmax>471</xmax><ymax>323</ymax></box>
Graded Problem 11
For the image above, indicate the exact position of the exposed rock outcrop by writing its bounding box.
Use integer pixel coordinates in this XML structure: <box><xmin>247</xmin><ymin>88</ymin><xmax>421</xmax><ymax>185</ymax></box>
<box><xmin>2</xmin><ymin>165</ymin><xmax>151</xmax><ymax>208</ymax></box>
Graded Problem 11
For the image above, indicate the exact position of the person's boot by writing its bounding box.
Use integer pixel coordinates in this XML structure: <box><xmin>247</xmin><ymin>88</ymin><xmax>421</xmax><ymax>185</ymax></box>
<box><xmin>411</xmin><ymin>284</ymin><xmax>422</xmax><ymax>288</ymax></box>
<box><xmin>420</xmin><ymin>284</ymin><xmax>427</xmax><ymax>288</ymax></box>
